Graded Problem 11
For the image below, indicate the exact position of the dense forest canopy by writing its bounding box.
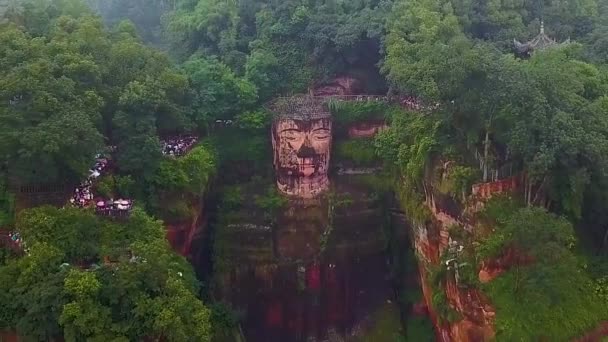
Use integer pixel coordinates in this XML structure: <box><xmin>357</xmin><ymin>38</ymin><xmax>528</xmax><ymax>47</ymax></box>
<box><xmin>1</xmin><ymin>0</ymin><xmax>608</xmax><ymax>340</ymax></box>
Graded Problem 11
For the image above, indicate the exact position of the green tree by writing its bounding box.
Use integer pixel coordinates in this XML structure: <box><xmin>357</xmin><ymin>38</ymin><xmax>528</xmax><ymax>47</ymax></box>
<box><xmin>0</xmin><ymin>24</ymin><xmax>105</xmax><ymax>184</ymax></box>
<box><xmin>182</xmin><ymin>56</ymin><xmax>257</xmax><ymax>128</ymax></box>
<box><xmin>481</xmin><ymin>207</ymin><xmax>608</xmax><ymax>340</ymax></box>
<box><xmin>2</xmin><ymin>206</ymin><xmax>212</xmax><ymax>341</ymax></box>
<box><xmin>383</xmin><ymin>0</ymin><xmax>473</xmax><ymax>102</ymax></box>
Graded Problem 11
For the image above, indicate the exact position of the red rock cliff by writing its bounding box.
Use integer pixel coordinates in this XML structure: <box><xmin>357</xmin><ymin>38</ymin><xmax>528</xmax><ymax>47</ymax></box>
<box><xmin>409</xmin><ymin>181</ymin><xmax>503</xmax><ymax>341</ymax></box>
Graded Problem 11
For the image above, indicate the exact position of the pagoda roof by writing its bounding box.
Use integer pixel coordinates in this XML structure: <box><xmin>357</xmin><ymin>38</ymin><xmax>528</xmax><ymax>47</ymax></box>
<box><xmin>513</xmin><ymin>21</ymin><xmax>570</xmax><ymax>55</ymax></box>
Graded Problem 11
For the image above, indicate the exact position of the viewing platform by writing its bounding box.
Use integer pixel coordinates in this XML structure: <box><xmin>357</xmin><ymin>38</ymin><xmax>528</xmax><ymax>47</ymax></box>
<box><xmin>264</xmin><ymin>94</ymin><xmax>436</xmax><ymax>114</ymax></box>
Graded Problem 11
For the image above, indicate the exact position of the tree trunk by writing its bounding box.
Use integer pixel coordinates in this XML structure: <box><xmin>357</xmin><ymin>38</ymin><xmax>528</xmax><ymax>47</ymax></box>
<box><xmin>601</xmin><ymin>228</ymin><xmax>608</xmax><ymax>254</ymax></box>
<box><xmin>483</xmin><ymin>130</ymin><xmax>490</xmax><ymax>182</ymax></box>
<box><xmin>531</xmin><ymin>176</ymin><xmax>547</xmax><ymax>207</ymax></box>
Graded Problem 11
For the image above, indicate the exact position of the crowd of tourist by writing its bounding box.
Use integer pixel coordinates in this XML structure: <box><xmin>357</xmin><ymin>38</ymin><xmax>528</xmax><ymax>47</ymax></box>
<box><xmin>68</xmin><ymin>138</ymin><xmax>195</xmax><ymax>217</ymax></box>
<box><xmin>8</xmin><ymin>232</ymin><xmax>21</xmax><ymax>245</ymax></box>
<box><xmin>214</xmin><ymin>119</ymin><xmax>234</xmax><ymax>128</ymax></box>
<box><xmin>161</xmin><ymin>135</ymin><xmax>198</xmax><ymax>157</ymax></box>
<box><xmin>68</xmin><ymin>152</ymin><xmax>135</xmax><ymax>218</ymax></box>
<box><xmin>398</xmin><ymin>95</ymin><xmax>441</xmax><ymax>111</ymax></box>
<box><xmin>2</xmin><ymin>231</ymin><xmax>28</xmax><ymax>253</ymax></box>
<box><xmin>95</xmin><ymin>198</ymin><xmax>133</xmax><ymax>216</ymax></box>
<box><xmin>399</xmin><ymin>95</ymin><xmax>424</xmax><ymax>110</ymax></box>
<box><xmin>70</xmin><ymin>155</ymin><xmax>109</xmax><ymax>208</ymax></box>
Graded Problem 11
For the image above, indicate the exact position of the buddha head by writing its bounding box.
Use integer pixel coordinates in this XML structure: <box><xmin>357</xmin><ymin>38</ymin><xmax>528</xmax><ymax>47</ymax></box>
<box><xmin>269</xmin><ymin>97</ymin><xmax>332</xmax><ymax>198</ymax></box>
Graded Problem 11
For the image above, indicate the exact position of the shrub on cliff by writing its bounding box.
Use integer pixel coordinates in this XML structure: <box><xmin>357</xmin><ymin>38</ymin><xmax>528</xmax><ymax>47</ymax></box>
<box><xmin>481</xmin><ymin>207</ymin><xmax>608</xmax><ymax>340</ymax></box>
<box><xmin>0</xmin><ymin>206</ymin><xmax>212</xmax><ymax>341</ymax></box>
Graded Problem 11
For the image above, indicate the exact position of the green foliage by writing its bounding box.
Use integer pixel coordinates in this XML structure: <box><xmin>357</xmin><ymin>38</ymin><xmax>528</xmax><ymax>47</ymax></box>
<box><xmin>349</xmin><ymin>173</ymin><xmax>396</xmax><ymax>193</ymax></box>
<box><xmin>383</xmin><ymin>0</ymin><xmax>474</xmax><ymax>101</ymax></box>
<box><xmin>0</xmin><ymin>178</ymin><xmax>15</xmax><ymax>227</ymax></box>
<box><xmin>479</xmin><ymin>207</ymin><xmax>575</xmax><ymax>261</ymax></box>
<box><xmin>209</xmin><ymin>128</ymin><xmax>272</xmax><ymax>181</ymax></box>
<box><xmin>4</xmin><ymin>0</ymin><xmax>608</xmax><ymax>340</ymax></box>
<box><xmin>151</xmin><ymin>145</ymin><xmax>216</xmax><ymax>195</ymax></box>
<box><xmin>245</xmin><ymin>49</ymin><xmax>285</xmax><ymax>101</ymax></box>
<box><xmin>209</xmin><ymin>303</ymin><xmax>240</xmax><ymax>340</ymax></box>
<box><xmin>148</xmin><ymin>144</ymin><xmax>216</xmax><ymax>220</ymax></box>
<box><xmin>95</xmin><ymin>175</ymin><xmax>115</xmax><ymax>199</ymax></box>
<box><xmin>0</xmin><ymin>22</ymin><xmax>105</xmax><ymax>183</ymax></box>
<box><xmin>478</xmin><ymin>207</ymin><xmax>608</xmax><ymax>340</ymax></box>
<box><xmin>114</xmin><ymin>175</ymin><xmax>135</xmax><ymax>198</ymax></box>
<box><xmin>334</xmin><ymin>139</ymin><xmax>378</xmax><ymax>167</ymax></box>
<box><xmin>0</xmin><ymin>5</ymin><xmax>198</xmax><ymax>188</ymax></box>
<box><xmin>182</xmin><ymin>56</ymin><xmax>257</xmax><ymax>126</ymax></box>
<box><xmin>445</xmin><ymin>165</ymin><xmax>480</xmax><ymax>201</ymax></box>
<box><xmin>254</xmin><ymin>187</ymin><xmax>287</xmax><ymax>219</ymax></box>
<box><xmin>404</xmin><ymin>316</ymin><xmax>435</xmax><ymax>342</ymax></box>
<box><xmin>595</xmin><ymin>276</ymin><xmax>608</xmax><ymax>303</ymax></box>
<box><xmin>87</xmin><ymin>0</ymin><xmax>173</xmax><ymax>46</ymax></box>
<box><xmin>478</xmin><ymin>195</ymin><xmax>523</xmax><ymax>226</ymax></box>
<box><xmin>430</xmin><ymin>288</ymin><xmax>462</xmax><ymax>324</ymax></box>
<box><xmin>220</xmin><ymin>185</ymin><xmax>243</xmax><ymax>211</ymax></box>
<box><xmin>328</xmin><ymin>100</ymin><xmax>392</xmax><ymax>125</ymax></box>
<box><xmin>395</xmin><ymin>180</ymin><xmax>431</xmax><ymax>225</ymax></box>
<box><xmin>168</xmin><ymin>0</ymin><xmax>392</xmax><ymax>91</ymax></box>
<box><xmin>164</xmin><ymin>200</ymin><xmax>192</xmax><ymax>222</ymax></box>
<box><xmin>354</xmin><ymin>303</ymin><xmax>404</xmax><ymax>341</ymax></box>
<box><xmin>234</xmin><ymin>110</ymin><xmax>271</xmax><ymax>131</ymax></box>
<box><xmin>1</xmin><ymin>206</ymin><xmax>212</xmax><ymax>341</ymax></box>
<box><xmin>375</xmin><ymin>110</ymin><xmax>442</xmax><ymax>183</ymax></box>
<box><xmin>485</xmin><ymin>262</ymin><xmax>608</xmax><ymax>341</ymax></box>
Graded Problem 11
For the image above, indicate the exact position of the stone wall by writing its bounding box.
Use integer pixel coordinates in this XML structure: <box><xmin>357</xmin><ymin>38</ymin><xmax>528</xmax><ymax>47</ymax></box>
<box><xmin>471</xmin><ymin>175</ymin><xmax>521</xmax><ymax>200</ymax></box>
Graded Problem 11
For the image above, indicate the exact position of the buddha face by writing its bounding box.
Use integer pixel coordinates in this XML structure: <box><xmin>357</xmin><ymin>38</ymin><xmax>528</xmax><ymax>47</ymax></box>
<box><xmin>272</xmin><ymin>117</ymin><xmax>332</xmax><ymax>197</ymax></box>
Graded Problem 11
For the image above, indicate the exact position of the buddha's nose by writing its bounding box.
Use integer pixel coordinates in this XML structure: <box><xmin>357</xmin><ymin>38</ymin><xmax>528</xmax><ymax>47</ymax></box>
<box><xmin>296</xmin><ymin>136</ymin><xmax>316</xmax><ymax>158</ymax></box>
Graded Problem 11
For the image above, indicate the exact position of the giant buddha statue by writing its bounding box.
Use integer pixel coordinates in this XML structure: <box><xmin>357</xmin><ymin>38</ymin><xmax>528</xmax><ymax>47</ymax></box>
<box><xmin>268</xmin><ymin>96</ymin><xmax>332</xmax><ymax>198</ymax></box>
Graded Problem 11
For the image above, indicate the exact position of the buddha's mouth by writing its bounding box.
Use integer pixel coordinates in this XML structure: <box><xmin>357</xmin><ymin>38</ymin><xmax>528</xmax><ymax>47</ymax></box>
<box><xmin>299</xmin><ymin>157</ymin><xmax>316</xmax><ymax>166</ymax></box>
<box><xmin>298</xmin><ymin>160</ymin><xmax>317</xmax><ymax>177</ymax></box>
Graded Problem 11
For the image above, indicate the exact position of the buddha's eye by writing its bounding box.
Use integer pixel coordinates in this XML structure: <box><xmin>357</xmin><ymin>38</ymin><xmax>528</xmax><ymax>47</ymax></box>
<box><xmin>312</xmin><ymin>129</ymin><xmax>330</xmax><ymax>140</ymax></box>
<box><xmin>281</xmin><ymin>129</ymin><xmax>302</xmax><ymax>141</ymax></box>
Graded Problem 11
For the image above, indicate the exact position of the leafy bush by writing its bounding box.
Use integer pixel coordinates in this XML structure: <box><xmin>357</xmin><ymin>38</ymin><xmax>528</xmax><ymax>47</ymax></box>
<box><xmin>210</xmin><ymin>303</ymin><xmax>240</xmax><ymax>340</ymax></box>
<box><xmin>334</xmin><ymin>139</ymin><xmax>378</xmax><ymax>166</ymax></box>
<box><xmin>0</xmin><ymin>181</ymin><xmax>14</xmax><ymax>227</ymax></box>
<box><xmin>448</xmin><ymin>165</ymin><xmax>480</xmax><ymax>201</ymax></box>
<box><xmin>350</xmin><ymin>173</ymin><xmax>395</xmax><ymax>193</ymax></box>
<box><xmin>328</xmin><ymin>100</ymin><xmax>392</xmax><ymax>125</ymax></box>
<box><xmin>480</xmin><ymin>207</ymin><xmax>608</xmax><ymax>340</ymax></box>
<box><xmin>405</xmin><ymin>316</ymin><xmax>435</xmax><ymax>342</ymax></box>
<box><xmin>431</xmin><ymin>289</ymin><xmax>461</xmax><ymax>324</ymax></box>
<box><xmin>220</xmin><ymin>185</ymin><xmax>243</xmax><ymax>211</ymax></box>
<box><xmin>152</xmin><ymin>145</ymin><xmax>216</xmax><ymax>195</ymax></box>
<box><xmin>485</xmin><ymin>262</ymin><xmax>608</xmax><ymax>341</ymax></box>
<box><xmin>254</xmin><ymin>187</ymin><xmax>287</xmax><ymax>218</ymax></box>
<box><xmin>478</xmin><ymin>194</ymin><xmax>522</xmax><ymax>226</ymax></box>
<box><xmin>396</xmin><ymin>181</ymin><xmax>431</xmax><ymax>225</ymax></box>
<box><xmin>164</xmin><ymin>200</ymin><xmax>192</xmax><ymax>223</ymax></box>
<box><xmin>94</xmin><ymin>175</ymin><xmax>115</xmax><ymax>199</ymax></box>
<box><xmin>210</xmin><ymin>129</ymin><xmax>271</xmax><ymax>178</ymax></box>
<box><xmin>595</xmin><ymin>277</ymin><xmax>608</xmax><ymax>303</ymax></box>
<box><xmin>235</xmin><ymin>110</ymin><xmax>271</xmax><ymax>130</ymax></box>
<box><xmin>114</xmin><ymin>175</ymin><xmax>135</xmax><ymax>198</ymax></box>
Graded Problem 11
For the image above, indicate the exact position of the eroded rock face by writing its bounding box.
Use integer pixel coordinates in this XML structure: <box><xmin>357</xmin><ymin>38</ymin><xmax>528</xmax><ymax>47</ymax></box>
<box><xmin>347</xmin><ymin>121</ymin><xmax>387</xmax><ymax>139</ymax></box>
<box><xmin>271</xmin><ymin>98</ymin><xmax>332</xmax><ymax>198</ymax></box>
<box><xmin>312</xmin><ymin>76</ymin><xmax>362</xmax><ymax>96</ymax></box>
<box><xmin>275</xmin><ymin>198</ymin><xmax>327</xmax><ymax>260</ymax></box>
<box><xmin>412</xmin><ymin>192</ymin><xmax>497</xmax><ymax>342</ymax></box>
<box><xmin>214</xmin><ymin>187</ymin><xmax>400</xmax><ymax>342</ymax></box>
